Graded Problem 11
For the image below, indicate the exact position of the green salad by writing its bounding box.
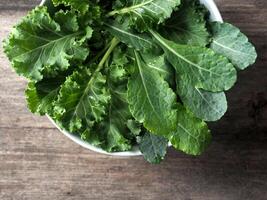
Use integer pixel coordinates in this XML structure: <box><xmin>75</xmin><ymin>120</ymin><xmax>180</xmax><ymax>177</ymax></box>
<box><xmin>3</xmin><ymin>0</ymin><xmax>257</xmax><ymax>163</ymax></box>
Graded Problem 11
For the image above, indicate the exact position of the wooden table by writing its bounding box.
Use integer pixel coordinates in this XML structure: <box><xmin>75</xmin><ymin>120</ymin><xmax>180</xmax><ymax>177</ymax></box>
<box><xmin>1</xmin><ymin>0</ymin><xmax>267</xmax><ymax>199</ymax></box>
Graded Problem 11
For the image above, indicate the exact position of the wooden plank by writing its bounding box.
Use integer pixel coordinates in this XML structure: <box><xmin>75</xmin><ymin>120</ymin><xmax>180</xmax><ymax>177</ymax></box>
<box><xmin>0</xmin><ymin>0</ymin><xmax>267</xmax><ymax>200</ymax></box>
<box><xmin>0</xmin><ymin>1</ymin><xmax>38</xmax><ymax>10</ymax></box>
<box><xmin>0</xmin><ymin>128</ymin><xmax>267</xmax><ymax>200</ymax></box>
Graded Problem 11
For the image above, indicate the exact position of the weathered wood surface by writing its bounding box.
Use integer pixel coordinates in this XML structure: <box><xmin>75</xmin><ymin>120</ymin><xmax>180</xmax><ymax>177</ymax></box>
<box><xmin>0</xmin><ymin>0</ymin><xmax>267</xmax><ymax>199</ymax></box>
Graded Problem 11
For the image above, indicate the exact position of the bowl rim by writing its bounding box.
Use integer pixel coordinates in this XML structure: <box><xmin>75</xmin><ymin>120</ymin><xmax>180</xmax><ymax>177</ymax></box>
<box><xmin>40</xmin><ymin>0</ymin><xmax>223</xmax><ymax>157</ymax></box>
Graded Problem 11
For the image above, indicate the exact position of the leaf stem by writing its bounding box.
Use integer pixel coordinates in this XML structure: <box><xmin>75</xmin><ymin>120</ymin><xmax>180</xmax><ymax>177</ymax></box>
<box><xmin>107</xmin><ymin>0</ymin><xmax>153</xmax><ymax>17</ymax></box>
<box><xmin>81</xmin><ymin>37</ymin><xmax>119</xmax><ymax>98</ymax></box>
<box><xmin>97</xmin><ymin>37</ymin><xmax>120</xmax><ymax>71</ymax></box>
<box><xmin>74</xmin><ymin>38</ymin><xmax>120</xmax><ymax>112</ymax></box>
<box><xmin>89</xmin><ymin>40</ymin><xmax>112</xmax><ymax>64</ymax></box>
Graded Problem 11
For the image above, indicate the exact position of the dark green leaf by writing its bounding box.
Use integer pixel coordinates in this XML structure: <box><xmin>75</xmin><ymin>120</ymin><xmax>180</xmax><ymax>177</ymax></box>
<box><xmin>3</xmin><ymin>7</ymin><xmax>91</xmax><ymax>81</ymax></box>
<box><xmin>170</xmin><ymin>104</ymin><xmax>211</xmax><ymax>155</ymax></box>
<box><xmin>161</xmin><ymin>0</ymin><xmax>209</xmax><ymax>46</ymax></box>
<box><xmin>25</xmin><ymin>78</ymin><xmax>62</xmax><ymax>115</ymax></box>
<box><xmin>54</xmin><ymin>69</ymin><xmax>110</xmax><ymax>133</ymax></box>
<box><xmin>52</xmin><ymin>0</ymin><xmax>89</xmax><ymax>14</ymax></box>
<box><xmin>99</xmin><ymin>51</ymin><xmax>133</xmax><ymax>152</ymax></box>
<box><xmin>151</xmin><ymin>30</ymin><xmax>237</xmax><ymax>92</ymax></box>
<box><xmin>105</xmin><ymin>21</ymin><xmax>153</xmax><ymax>51</ymax></box>
<box><xmin>177</xmin><ymin>75</ymin><xmax>227</xmax><ymax>121</ymax></box>
<box><xmin>109</xmin><ymin>0</ymin><xmax>181</xmax><ymax>31</ymax></box>
<box><xmin>139</xmin><ymin>132</ymin><xmax>168</xmax><ymax>164</ymax></box>
<box><xmin>127</xmin><ymin>120</ymin><xmax>142</xmax><ymax>136</ymax></box>
<box><xmin>80</xmin><ymin>129</ymin><xmax>104</xmax><ymax>147</ymax></box>
<box><xmin>210</xmin><ymin>22</ymin><xmax>257</xmax><ymax>70</ymax></box>
<box><xmin>141</xmin><ymin>53</ymin><xmax>172</xmax><ymax>81</ymax></box>
<box><xmin>127</xmin><ymin>51</ymin><xmax>177</xmax><ymax>136</ymax></box>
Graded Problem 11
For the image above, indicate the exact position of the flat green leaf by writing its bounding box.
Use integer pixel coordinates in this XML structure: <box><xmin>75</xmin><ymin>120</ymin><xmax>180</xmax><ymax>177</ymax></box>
<box><xmin>141</xmin><ymin>53</ymin><xmax>172</xmax><ymax>81</ymax></box>
<box><xmin>177</xmin><ymin>75</ymin><xmax>227</xmax><ymax>121</ymax></box>
<box><xmin>128</xmin><ymin>51</ymin><xmax>177</xmax><ymax>136</ymax></box>
<box><xmin>210</xmin><ymin>22</ymin><xmax>257</xmax><ymax>70</ymax></box>
<box><xmin>104</xmin><ymin>21</ymin><xmax>153</xmax><ymax>51</ymax></box>
<box><xmin>139</xmin><ymin>132</ymin><xmax>168</xmax><ymax>164</ymax></box>
<box><xmin>151</xmin><ymin>30</ymin><xmax>237</xmax><ymax>92</ymax></box>
<box><xmin>170</xmin><ymin>104</ymin><xmax>211</xmax><ymax>155</ymax></box>
<box><xmin>127</xmin><ymin>50</ymin><xmax>174</xmax><ymax>80</ymax></box>
<box><xmin>3</xmin><ymin>7</ymin><xmax>91</xmax><ymax>81</ymax></box>
<box><xmin>161</xmin><ymin>0</ymin><xmax>209</xmax><ymax>46</ymax></box>
<box><xmin>52</xmin><ymin>0</ymin><xmax>89</xmax><ymax>14</ymax></box>
<box><xmin>54</xmin><ymin>69</ymin><xmax>110</xmax><ymax>133</ymax></box>
<box><xmin>109</xmin><ymin>0</ymin><xmax>181</xmax><ymax>31</ymax></box>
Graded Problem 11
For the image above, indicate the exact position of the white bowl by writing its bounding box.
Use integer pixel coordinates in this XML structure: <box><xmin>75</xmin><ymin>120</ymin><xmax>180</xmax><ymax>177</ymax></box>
<box><xmin>41</xmin><ymin>0</ymin><xmax>223</xmax><ymax>156</ymax></box>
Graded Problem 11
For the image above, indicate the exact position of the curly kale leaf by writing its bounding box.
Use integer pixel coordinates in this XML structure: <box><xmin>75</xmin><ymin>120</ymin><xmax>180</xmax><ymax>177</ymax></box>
<box><xmin>52</xmin><ymin>0</ymin><xmax>89</xmax><ymax>14</ymax></box>
<box><xmin>53</xmin><ymin>68</ymin><xmax>110</xmax><ymax>133</ymax></box>
<box><xmin>25</xmin><ymin>77</ymin><xmax>63</xmax><ymax>116</ymax></box>
<box><xmin>3</xmin><ymin>7</ymin><xmax>92</xmax><ymax>81</ymax></box>
<box><xmin>99</xmin><ymin>49</ymin><xmax>134</xmax><ymax>152</ymax></box>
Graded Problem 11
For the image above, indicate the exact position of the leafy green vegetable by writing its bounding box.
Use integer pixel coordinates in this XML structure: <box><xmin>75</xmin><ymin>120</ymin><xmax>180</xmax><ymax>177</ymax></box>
<box><xmin>139</xmin><ymin>132</ymin><xmax>168</xmax><ymax>164</ymax></box>
<box><xmin>108</xmin><ymin>0</ymin><xmax>181</xmax><ymax>31</ymax></box>
<box><xmin>150</xmin><ymin>30</ymin><xmax>237</xmax><ymax>92</ymax></box>
<box><xmin>80</xmin><ymin>129</ymin><xmax>104</xmax><ymax>147</ymax></box>
<box><xmin>3</xmin><ymin>7</ymin><xmax>91</xmax><ymax>81</ymax></box>
<box><xmin>161</xmin><ymin>0</ymin><xmax>210</xmax><ymax>46</ymax></box>
<box><xmin>53</xmin><ymin>69</ymin><xmax>110</xmax><ymax>133</ymax></box>
<box><xmin>99</xmin><ymin>49</ymin><xmax>133</xmax><ymax>152</ymax></box>
<box><xmin>210</xmin><ymin>22</ymin><xmax>257</xmax><ymax>70</ymax></box>
<box><xmin>170</xmin><ymin>104</ymin><xmax>211</xmax><ymax>155</ymax></box>
<box><xmin>52</xmin><ymin>0</ymin><xmax>89</xmax><ymax>14</ymax></box>
<box><xmin>105</xmin><ymin>21</ymin><xmax>153</xmax><ymax>51</ymax></box>
<box><xmin>3</xmin><ymin>0</ymin><xmax>257</xmax><ymax>163</ymax></box>
<box><xmin>141</xmin><ymin>53</ymin><xmax>172</xmax><ymax>81</ymax></box>
<box><xmin>127</xmin><ymin>51</ymin><xmax>177</xmax><ymax>136</ymax></box>
<box><xmin>127</xmin><ymin>120</ymin><xmax>142</xmax><ymax>136</ymax></box>
<box><xmin>25</xmin><ymin>76</ymin><xmax>65</xmax><ymax>115</ymax></box>
<box><xmin>176</xmin><ymin>75</ymin><xmax>227</xmax><ymax>121</ymax></box>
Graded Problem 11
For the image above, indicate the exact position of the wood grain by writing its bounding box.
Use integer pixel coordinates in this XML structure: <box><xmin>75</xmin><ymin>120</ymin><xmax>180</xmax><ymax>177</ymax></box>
<box><xmin>0</xmin><ymin>0</ymin><xmax>267</xmax><ymax>200</ymax></box>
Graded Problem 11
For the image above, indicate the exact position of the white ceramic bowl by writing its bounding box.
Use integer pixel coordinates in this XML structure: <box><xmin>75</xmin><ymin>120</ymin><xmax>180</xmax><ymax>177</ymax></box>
<box><xmin>41</xmin><ymin>0</ymin><xmax>223</xmax><ymax>156</ymax></box>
